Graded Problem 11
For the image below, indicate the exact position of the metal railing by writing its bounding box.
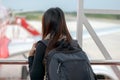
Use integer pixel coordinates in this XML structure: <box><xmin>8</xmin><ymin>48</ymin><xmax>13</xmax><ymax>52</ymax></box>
<box><xmin>0</xmin><ymin>59</ymin><xmax>28</xmax><ymax>64</ymax></box>
<box><xmin>77</xmin><ymin>0</ymin><xmax>120</xmax><ymax>79</ymax></box>
<box><xmin>0</xmin><ymin>59</ymin><xmax>120</xmax><ymax>65</ymax></box>
<box><xmin>0</xmin><ymin>59</ymin><xmax>120</xmax><ymax>80</ymax></box>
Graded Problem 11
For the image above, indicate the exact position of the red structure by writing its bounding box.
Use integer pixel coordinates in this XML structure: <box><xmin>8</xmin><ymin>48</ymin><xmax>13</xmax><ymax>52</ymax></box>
<box><xmin>0</xmin><ymin>17</ymin><xmax>41</xmax><ymax>58</ymax></box>
<box><xmin>16</xmin><ymin>17</ymin><xmax>40</xmax><ymax>36</ymax></box>
<box><xmin>0</xmin><ymin>36</ymin><xmax>10</xmax><ymax>58</ymax></box>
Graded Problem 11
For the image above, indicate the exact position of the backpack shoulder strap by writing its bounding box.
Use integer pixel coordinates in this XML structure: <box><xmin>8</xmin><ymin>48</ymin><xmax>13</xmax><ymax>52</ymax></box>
<box><xmin>41</xmin><ymin>40</ymin><xmax>48</xmax><ymax>46</ymax></box>
<box><xmin>70</xmin><ymin>40</ymin><xmax>83</xmax><ymax>50</ymax></box>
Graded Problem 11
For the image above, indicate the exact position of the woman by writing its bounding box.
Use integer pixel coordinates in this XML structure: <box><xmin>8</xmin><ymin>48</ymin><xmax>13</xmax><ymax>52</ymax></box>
<box><xmin>28</xmin><ymin>7</ymin><xmax>72</xmax><ymax>80</ymax></box>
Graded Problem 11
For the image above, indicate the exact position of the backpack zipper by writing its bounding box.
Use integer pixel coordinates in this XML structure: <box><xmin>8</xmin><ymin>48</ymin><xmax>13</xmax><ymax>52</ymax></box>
<box><xmin>57</xmin><ymin>63</ymin><xmax>62</xmax><ymax>74</ymax></box>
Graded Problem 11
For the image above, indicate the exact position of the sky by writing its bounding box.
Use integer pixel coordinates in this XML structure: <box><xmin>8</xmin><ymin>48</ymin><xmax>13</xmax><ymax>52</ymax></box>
<box><xmin>1</xmin><ymin>0</ymin><xmax>120</xmax><ymax>12</ymax></box>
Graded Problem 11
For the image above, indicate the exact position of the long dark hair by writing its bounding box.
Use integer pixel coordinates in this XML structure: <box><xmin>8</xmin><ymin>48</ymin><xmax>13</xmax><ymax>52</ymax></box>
<box><xmin>42</xmin><ymin>7</ymin><xmax>72</xmax><ymax>55</ymax></box>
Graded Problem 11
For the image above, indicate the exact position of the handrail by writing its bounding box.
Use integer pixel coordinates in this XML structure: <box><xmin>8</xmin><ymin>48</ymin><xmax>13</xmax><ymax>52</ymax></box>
<box><xmin>91</xmin><ymin>60</ymin><xmax>120</xmax><ymax>65</ymax></box>
<box><xmin>84</xmin><ymin>9</ymin><xmax>120</xmax><ymax>14</ymax></box>
<box><xmin>0</xmin><ymin>59</ymin><xmax>120</xmax><ymax>65</ymax></box>
<box><xmin>0</xmin><ymin>59</ymin><xmax>28</xmax><ymax>64</ymax></box>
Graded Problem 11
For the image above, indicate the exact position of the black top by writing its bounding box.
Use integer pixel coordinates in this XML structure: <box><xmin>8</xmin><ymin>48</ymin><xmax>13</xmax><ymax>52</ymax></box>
<box><xmin>28</xmin><ymin>41</ymin><xmax>46</xmax><ymax>80</ymax></box>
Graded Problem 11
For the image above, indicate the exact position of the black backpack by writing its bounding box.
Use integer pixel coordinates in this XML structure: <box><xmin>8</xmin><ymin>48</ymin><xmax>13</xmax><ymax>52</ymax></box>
<box><xmin>41</xmin><ymin>40</ymin><xmax>97</xmax><ymax>80</ymax></box>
